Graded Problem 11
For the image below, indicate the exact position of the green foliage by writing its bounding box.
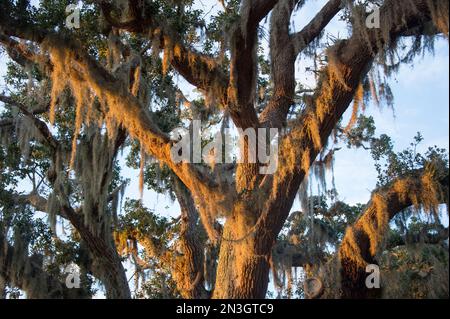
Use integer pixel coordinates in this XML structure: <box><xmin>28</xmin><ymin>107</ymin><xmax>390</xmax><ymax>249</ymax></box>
<box><xmin>380</xmin><ymin>244</ymin><xmax>449</xmax><ymax>298</ymax></box>
<box><xmin>371</xmin><ymin>132</ymin><xmax>449</xmax><ymax>186</ymax></box>
<box><xmin>135</xmin><ymin>270</ymin><xmax>180</xmax><ymax>299</ymax></box>
<box><xmin>118</xmin><ymin>199</ymin><xmax>175</xmax><ymax>241</ymax></box>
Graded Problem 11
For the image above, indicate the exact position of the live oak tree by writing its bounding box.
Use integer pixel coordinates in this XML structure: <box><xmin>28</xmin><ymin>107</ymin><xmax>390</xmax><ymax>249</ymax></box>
<box><xmin>0</xmin><ymin>0</ymin><xmax>448</xmax><ymax>299</ymax></box>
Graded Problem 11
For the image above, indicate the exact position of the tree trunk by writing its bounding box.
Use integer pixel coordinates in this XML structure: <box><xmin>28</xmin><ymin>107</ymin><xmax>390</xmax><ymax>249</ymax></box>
<box><xmin>339</xmin><ymin>229</ymin><xmax>381</xmax><ymax>299</ymax></box>
<box><xmin>91</xmin><ymin>249</ymin><xmax>131</xmax><ymax>299</ymax></box>
<box><xmin>213</xmin><ymin>212</ymin><xmax>271</xmax><ymax>299</ymax></box>
<box><xmin>173</xmin><ymin>179</ymin><xmax>208</xmax><ymax>299</ymax></box>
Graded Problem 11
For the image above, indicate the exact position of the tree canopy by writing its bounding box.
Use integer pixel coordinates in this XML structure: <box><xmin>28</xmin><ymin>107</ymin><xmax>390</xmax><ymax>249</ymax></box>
<box><xmin>0</xmin><ymin>0</ymin><xmax>448</xmax><ymax>299</ymax></box>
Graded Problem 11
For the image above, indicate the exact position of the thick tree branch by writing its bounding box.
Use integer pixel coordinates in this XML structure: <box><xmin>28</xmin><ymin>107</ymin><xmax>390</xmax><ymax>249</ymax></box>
<box><xmin>97</xmin><ymin>0</ymin><xmax>229</xmax><ymax>103</ymax></box>
<box><xmin>0</xmin><ymin>95</ymin><xmax>57</xmax><ymax>150</ymax></box>
<box><xmin>171</xmin><ymin>178</ymin><xmax>209</xmax><ymax>298</ymax></box>
<box><xmin>256</xmin><ymin>0</ymin><xmax>445</xmax><ymax>255</ymax></box>
<box><xmin>0</xmin><ymin>23</ymin><xmax>234</xmax><ymax>213</ymax></box>
<box><xmin>292</xmin><ymin>0</ymin><xmax>343</xmax><ymax>56</ymax></box>
<box><xmin>338</xmin><ymin>170</ymin><xmax>449</xmax><ymax>298</ymax></box>
<box><xmin>226</xmin><ymin>0</ymin><xmax>279</xmax><ymax>129</ymax></box>
<box><xmin>251</xmin><ymin>0</ymin><xmax>280</xmax><ymax>24</ymax></box>
<box><xmin>259</xmin><ymin>0</ymin><xmax>296</xmax><ymax>128</ymax></box>
<box><xmin>0</xmin><ymin>33</ymin><xmax>48</xmax><ymax>68</ymax></box>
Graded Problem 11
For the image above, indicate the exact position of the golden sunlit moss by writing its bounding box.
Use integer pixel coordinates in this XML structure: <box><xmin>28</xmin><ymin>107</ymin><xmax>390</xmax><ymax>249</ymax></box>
<box><xmin>339</xmin><ymin>227</ymin><xmax>367</xmax><ymax>268</ymax></box>
<box><xmin>427</xmin><ymin>0</ymin><xmax>449</xmax><ymax>36</ymax></box>
<box><xmin>174</xmin><ymin>44</ymin><xmax>182</xmax><ymax>59</ymax></box>
<box><xmin>187</xmin><ymin>51</ymin><xmax>197</xmax><ymax>68</ymax></box>
<box><xmin>340</xmin><ymin>167</ymin><xmax>445</xmax><ymax>273</ymax></box>
<box><xmin>393</xmin><ymin>178</ymin><xmax>415</xmax><ymax>203</ymax></box>
<box><xmin>305</xmin><ymin>113</ymin><xmax>322</xmax><ymax>150</ymax></box>
<box><xmin>301</xmin><ymin>147</ymin><xmax>311</xmax><ymax>176</ymax></box>
<box><xmin>314</xmin><ymin>45</ymin><xmax>351</xmax><ymax>125</ymax></box>
<box><xmin>391</xmin><ymin>167</ymin><xmax>442</xmax><ymax>215</ymax></box>
<box><xmin>139</xmin><ymin>146</ymin><xmax>146</xmax><ymax>200</ymax></box>
<box><xmin>344</xmin><ymin>83</ymin><xmax>364</xmax><ymax>133</ymax></box>
<box><xmin>114</xmin><ymin>231</ymin><xmax>130</xmax><ymax>256</ymax></box>
<box><xmin>47</xmin><ymin>47</ymin><xmax>70</xmax><ymax>126</ymax></box>
<box><xmin>373</xmin><ymin>193</ymin><xmax>389</xmax><ymax>253</ymax></box>
<box><xmin>162</xmin><ymin>36</ymin><xmax>172</xmax><ymax>75</ymax></box>
<box><xmin>420</xmin><ymin>166</ymin><xmax>442</xmax><ymax>213</ymax></box>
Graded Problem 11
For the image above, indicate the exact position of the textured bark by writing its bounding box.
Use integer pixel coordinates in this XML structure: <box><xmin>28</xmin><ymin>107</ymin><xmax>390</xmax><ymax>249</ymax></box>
<box><xmin>213</xmin><ymin>212</ymin><xmax>271</xmax><ymax>299</ymax></box>
<box><xmin>340</xmin><ymin>229</ymin><xmax>380</xmax><ymax>299</ymax></box>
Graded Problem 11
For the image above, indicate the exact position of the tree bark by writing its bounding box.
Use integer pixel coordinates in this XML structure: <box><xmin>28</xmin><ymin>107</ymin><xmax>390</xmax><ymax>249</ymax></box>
<box><xmin>173</xmin><ymin>179</ymin><xmax>209</xmax><ymax>299</ymax></box>
<box><xmin>213</xmin><ymin>209</ymin><xmax>271</xmax><ymax>299</ymax></box>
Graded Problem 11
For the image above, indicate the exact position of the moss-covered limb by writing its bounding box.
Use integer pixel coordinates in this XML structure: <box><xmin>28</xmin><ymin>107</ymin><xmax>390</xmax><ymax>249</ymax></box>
<box><xmin>225</xmin><ymin>0</ymin><xmax>298</xmax><ymax>236</ymax></box>
<box><xmin>2</xmin><ymin>124</ymin><xmax>130</xmax><ymax>297</ymax></box>
<box><xmin>59</xmin><ymin>202</ymin><xmax>131</xmax><ymax>299</ymax></box>
<box><xmin>15</xmin><ymin>193</ymin><xmax>60</xmax><ymax>217</ymax></box>
<box><xmin>97</xmin><ymin>0</ymin><xmax>229</xmax><ymax>100</ymax></box>
<box><xmin>0</xmin><ymin>33</ymin><xmax>48</xmax><ymax>70</ymax></box>
<box><xmin>261</xmin><ymin>0</ymin><xmax>341</xmax><ymax>128</ymax></box>
<box><xmin>14</xmin><ymin>190</ymin><xmax>131</xmax><ymax>298</ymax></box>
<box><xmin>286</xmin><ymin>0</ymin><xmax>444</xmax><ymax>163</ymax></box>
<box><xmin>259</xmin><ymin>0</ymin><xmax>444</xmax><ymax>241</ymax></box>
<box><xmin>339</xmin><ymin>171</ymin><xmax>449</xmax><ymax>299</ymax></box>
<box><xmin>114</xmin><ymin>179</ymin><xmax>209</xmax><ymax>298</ymax></box>
<box><xmin>172</xmin><ymin>178</ymin><xmax>209</xmax><ymax>299</ymax></box>
<box><xmin>226</xmin><ymin>0</ymin><xmax>275</xmax><ymax>130</ymax></box>
<box><xmin>168</xmin><ymin>43</ymin><xmax>229</xmax><ymax>105</ymax></box>
<box><xmin>47</xmin><ymin>35</ymin><xmax>231</xmax><ymax>213</ymax></box>
<box><xmin>98</xmin><ymin>0</ymin><xmax>275</xmax><ymax>130</ymax></box>
<box><xmin>0</xmin><ymin>24</ymin><xmax>234</xmax><ymax>231</ymax></box>
<box><xmin>292</xmin><ymin>0</ymin><xmax>343</xmax><ymax>56</ymax></box>
<box><xmin>258</xmin><ymin>0</ymin><xmax>297</xmax><ymax>129</ymax></box>
<box><xmin>0</xmin><ymin>95</ymin><xmax>49</xmax><ymax>117</ymax></box>
<box><xmin>0</xmin><ymin>231</ymin><xmax>88</xmax><ymax>299</ymax></box>
<box><xmin>0</xmin><ymin>95</ymin><xmax>58</xmax><ymax>151</ymax></box>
